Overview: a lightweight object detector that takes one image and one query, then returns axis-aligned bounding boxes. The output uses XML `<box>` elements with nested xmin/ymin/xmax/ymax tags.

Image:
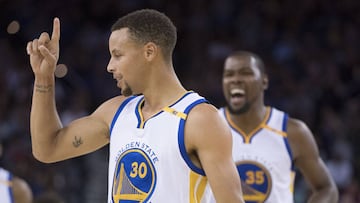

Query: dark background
<box><xmin>0</xmin><ymin>0</ymin><xmax>359</xmax><ymax>202</ymax></box>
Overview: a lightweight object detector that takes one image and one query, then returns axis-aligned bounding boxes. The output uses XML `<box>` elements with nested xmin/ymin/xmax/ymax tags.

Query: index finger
<box><xmin>51</xmin><ymin>17</ymin><xmax>60</xmax><ymax>41</ymax></box>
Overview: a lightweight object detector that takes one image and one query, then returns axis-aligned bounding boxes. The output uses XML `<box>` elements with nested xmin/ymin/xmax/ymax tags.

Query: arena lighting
<box><xmin>55</xmin><ymin>64</ymin><xmax>68</xmax><ymax>78</ymax></box>
<box><xmin>7</xmin><ymin>20</ymin><xmax>20</xmax><ymax>34</ymax></box>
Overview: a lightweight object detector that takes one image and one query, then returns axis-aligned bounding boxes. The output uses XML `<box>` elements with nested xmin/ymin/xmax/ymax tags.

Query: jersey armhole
<box><xmin>178</xmin><ymin>98</ymin><xmax>209</xmax><ymax>176</ymax></box>
<box><xmin>109</xmin><ymin>96</ymin><xmax>137</xmax><ymax>136</ymax></box>
<box><xmin>282</xmin><ymin>113</ymin><xmax>295</xmax><ymax>170</ymax></box>
<box><xmin>8</xmin><ymin>172</ymin><xmax>14</xmax><ymax>203</ymax></box>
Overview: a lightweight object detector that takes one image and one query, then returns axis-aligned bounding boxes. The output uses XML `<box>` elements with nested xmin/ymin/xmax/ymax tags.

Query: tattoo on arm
<box><xmin>72</xmin><ymin>136</ymin><xmax>83</xmax><ymax>148</ymax></box>
<box><xmin>35</xmin><ymin>84</ymin><xmax>53</xmax><ymax>93</ymax></box>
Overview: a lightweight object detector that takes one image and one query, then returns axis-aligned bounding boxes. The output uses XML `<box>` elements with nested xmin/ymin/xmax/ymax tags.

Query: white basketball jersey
<box><xmin>219</xmin><ymin>107</ymin><xmax>295</xmax><ymax>203</ymax></box>
<box><xmin>108</xmin><ymin>92</ymin><xmax>212</xmax><ymax>203</ymax></box>
<box><xmin>0</xmin><ymin>167</ymin><xmax>14</xmax><ymax>203</ymax></box>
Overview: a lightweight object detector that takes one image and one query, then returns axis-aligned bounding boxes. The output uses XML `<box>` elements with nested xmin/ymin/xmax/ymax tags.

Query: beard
<box><xmin>121</xmin><ymin>82</ymin><xmax>133</xmax><ymax>97</ymax></box>
<box><xmin>227</xmin><ymin>101</ymin><xmax>251</xmax><ymax>115</ymax></box>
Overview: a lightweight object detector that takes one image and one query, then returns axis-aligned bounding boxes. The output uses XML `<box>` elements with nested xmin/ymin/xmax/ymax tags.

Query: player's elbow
<box><xmin>328</xmin><ymin>185</ymin><xmax>339</xmax><ymax>203</ymax></box>
<box><xmin>310</xmin><ymin>182</ymin><xmax>339</xmax><ymax>203</ymax></box>
<box><xmin>324</xmin><ymin>178</ymin><xmax>340</xmax><ymax>203</ymax></box>
<box><xmin>32</xmin><ymin>149</ymin><xmax>57</xmax><ymax>163</ymax></box>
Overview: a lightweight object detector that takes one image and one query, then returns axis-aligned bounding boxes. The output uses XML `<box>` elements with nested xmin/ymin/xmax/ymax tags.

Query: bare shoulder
<box><xmin>287</xmin><ymin>117</ymin><xmax>319</xmax><ymax>161</ymax></box>
<box><xmin>91</xmin><ymin>95</ymin><xmax>129</xmax><ymax>125</ymax></box>
<box><xmin>185</xmin><ymin>102</ymin><xmax>231</xmax><ymax>149</ymax></box>
<box><xmin>186</xmin><ymin>102</ymin><xmax>226</xmax><ymax>131</ymax></box>
<box><xmin>186</xmin><ymin>102</ymin><xmax>219</xmax><ymax>121</ymax></box>
<box><xmin>12</xmin><ymin>176</ymin><xmax>33</xmax><ymax>203</ymax></box>
<box><xmin>287</xmin><ymin>118</ymin><xmax>313</xmax><ymax>139</ymax></box>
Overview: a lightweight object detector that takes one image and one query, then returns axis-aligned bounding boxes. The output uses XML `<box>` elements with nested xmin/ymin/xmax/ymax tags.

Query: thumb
<box><xmin>39</xmin><ymin>45</ymin><xmax>56</xmax><ymax>65</ymax></box>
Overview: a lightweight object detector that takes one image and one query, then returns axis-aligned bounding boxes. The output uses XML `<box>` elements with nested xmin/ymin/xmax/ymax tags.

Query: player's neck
<box><xmin>230</xmin><ymin>104</ymin><xmax>267</xmax><ymax>134</ymax></box>
<box><xmin>141</xmin><ymin>69</ymin><xmax>186</xmax><ymax>119</ymax></box>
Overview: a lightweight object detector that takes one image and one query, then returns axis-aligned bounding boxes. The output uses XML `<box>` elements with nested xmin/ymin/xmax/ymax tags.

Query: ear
<box><xmin>263</xmin><ymin>74</ymin><xmax>269</xmax><ymax>90</ymax></box>
<box><xmin>143</xmin><ymin>42</ymin><xmax>157</xmax><ymax>61</ymax></box>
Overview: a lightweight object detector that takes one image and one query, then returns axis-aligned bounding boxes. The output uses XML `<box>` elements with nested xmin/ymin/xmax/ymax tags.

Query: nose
<box><xmin>107</xmin><ymin>58</ymin><xmax>114</xmax><ymax>73</ymax></box>
<box><xmin>229</xmin><ymin>73</ymin><xmax>243</xmax><ymax>83</ymax></box>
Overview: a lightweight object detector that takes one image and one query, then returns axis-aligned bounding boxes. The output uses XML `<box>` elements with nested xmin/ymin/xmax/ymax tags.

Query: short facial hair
<box><xmin>227</xmin><ymin>101</ymin><xmax>251</xmax><ymax>115</ymax></box>
<box><xmin>121</xmin><ymin>82</ymin><xmax>133</xmax><ymax>97</ymax></box>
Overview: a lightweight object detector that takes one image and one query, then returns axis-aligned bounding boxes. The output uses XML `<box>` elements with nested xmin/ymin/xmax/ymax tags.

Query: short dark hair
<box><xmin>228</xmin><ymin>51</ymin><xmax>266</xmax><ymax>75</ymax></box>
<box><xmin>111</xmin><ymin>9</ymin><xmax>177</xmax><ymax>60</ymax></box>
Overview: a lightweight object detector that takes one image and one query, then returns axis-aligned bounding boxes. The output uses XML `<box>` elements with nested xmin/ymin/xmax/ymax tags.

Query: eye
<box><xmin>223</xmin><ymin>71</ymin><xmax>234</xmax><ymax>77</ymax></box>
<box><xmin>111</xmin><ymin>50</ymin><xmax>123</xmax><ymax>59</ymax></box>
<box><xmin>112</xmin><ymin>53</ymin><xmax>122</xmax><ymax>59</ymax></box>
<box><xmin>239</xmin><ymin>68</ymin><xmax>255</xmax><ymax>76</ymax></box>
<box><xmin>240</xmin><ymin>71</ymin><xmax>254</xmax><ymax>76</ymax></box>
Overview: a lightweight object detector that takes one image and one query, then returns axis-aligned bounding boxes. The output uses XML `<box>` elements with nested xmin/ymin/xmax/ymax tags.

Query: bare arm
<box><xmin>26</xmin><ymin>18</ymin><xmax>119</xmax><ymax>163</ymax></box>
<box><xmin>30</xmin><ymin>83</ymin><xmax>122</xmax><ymax>163</ymax></box>
<box><xmin>288</xmin><ymin>118</ymin><xmax>339</xmax><ymax>203</ymax></box>
<box><xmin>185</xmin><ymin>103</ymin><xmax>244</xmax><ymax>203</ymax></box>
<box><xmin>12</xmin><ymin>177</ymin><xmax>33</xmax><ymax>203</ymax></box>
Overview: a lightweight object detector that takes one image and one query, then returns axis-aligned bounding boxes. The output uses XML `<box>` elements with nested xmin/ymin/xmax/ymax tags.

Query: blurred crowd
<box><xmin>0</xmin><ymin>0</ymin><xmax>359</xmax><ymax>202</ymax></box>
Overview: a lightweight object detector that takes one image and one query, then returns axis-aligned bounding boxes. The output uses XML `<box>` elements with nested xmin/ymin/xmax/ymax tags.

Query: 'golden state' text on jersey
<box><xmin>0</xmin><ymin>167</ymin><xmax>14</xmax><ymax>203</ymax></box>
<box><xmin>219</xmin><ymin>107</ymin><xmax>295</xmax><ymax>203</ymax></box>
<box><xmin>108</xmin><ymin>92</ymin><xmax>212</xmax><ymax>203</ymax></box>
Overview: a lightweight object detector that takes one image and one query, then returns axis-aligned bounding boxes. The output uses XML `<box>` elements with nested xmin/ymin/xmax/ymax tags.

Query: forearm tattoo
<box><xmin>35</xmin><ymin>84</ymin><xmax>53</xmax><ymax>93</ymax></box>
<box><xmin>72</xmin><ymin>136</ymin><xmax>83</xmax><ymax>148</ymax></box>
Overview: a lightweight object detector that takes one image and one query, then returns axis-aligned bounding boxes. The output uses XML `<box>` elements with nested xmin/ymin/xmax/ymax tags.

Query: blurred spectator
<box><xmin>326</xmin><ymin>138</ymin><xmax>353</xmax><ymax>192</ymax></box>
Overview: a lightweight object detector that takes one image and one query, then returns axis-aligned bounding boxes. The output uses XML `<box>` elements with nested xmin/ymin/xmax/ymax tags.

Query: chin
<box><xmin>122</xmin><ymin>87</ymin><xmax>134</xmax><ymax>97</ymax></box>
<box><xmin>228</xmin><ymin>103</ymin><xmax>250</xmax><ymax>115</ymax></box>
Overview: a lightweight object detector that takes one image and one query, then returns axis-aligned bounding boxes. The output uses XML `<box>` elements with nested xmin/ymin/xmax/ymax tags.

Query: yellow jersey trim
<box><xmin>163</xmin><ymin>107</ymin><xmax>187</xmax><ymax>120</ymax></box>
<box><xmin>136</xmin><ymin>91</ymin><xmax>194</xmax><ymax>128</ymax></box>
<box><xmin>225</xmin><ymin>107</ymin><xmax>287</xmax><ymax>143</ymax></box>
<box><xmin>189</xmin><ymin>171</ymin><xmax>208</xmax><ymax>203</ymax></box>
<box><xmin>225</xmin><ymin>107</ymin><xmax>271</xmax><ymax>143</ymax></box>
<box><xmin>0</xmin><ymin>179</ymin><xmax>12</xmax><ymax>187</ymax></box>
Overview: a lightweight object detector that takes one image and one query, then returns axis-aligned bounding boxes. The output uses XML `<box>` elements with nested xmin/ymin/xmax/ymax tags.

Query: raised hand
<box><xmin>26</xmin><ymin>18</ymin><xmax>60</xmax><ymax>77</ymax></box>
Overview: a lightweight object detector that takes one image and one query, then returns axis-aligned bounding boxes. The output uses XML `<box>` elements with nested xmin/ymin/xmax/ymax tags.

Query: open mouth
<box><xmin>230</xmin><ymin>88</ymin><xmax>245</xmax><ymax>104</ymax></box>
<box><xmin>230</xmin><ymin>88</ymin><xmax>245</xmax><ymax>97</ymax></box>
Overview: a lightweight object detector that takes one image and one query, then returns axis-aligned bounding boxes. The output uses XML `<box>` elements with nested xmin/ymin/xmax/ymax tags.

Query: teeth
<box><xmin>230</xmin><ymin>88</ymin><xmax>244</xmax><ymax>96</ymax></box>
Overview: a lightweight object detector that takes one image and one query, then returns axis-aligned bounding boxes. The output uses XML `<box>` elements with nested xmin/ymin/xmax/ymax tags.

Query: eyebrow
<box><xmin>111</xmin><ymin>49</ymin><xmax>121</xmax><ymax>54</ymax></box>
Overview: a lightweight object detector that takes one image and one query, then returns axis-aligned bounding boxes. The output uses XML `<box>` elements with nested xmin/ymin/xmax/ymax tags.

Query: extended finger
<box><xmin>38</xmin><ymin>32</ymin><xmax>50</xmax><ymax>46</ymax></box>
<box><xmin>51</xmin><ymin>17</ymin><xmax>60</xmax><ymax>42</ymax></box>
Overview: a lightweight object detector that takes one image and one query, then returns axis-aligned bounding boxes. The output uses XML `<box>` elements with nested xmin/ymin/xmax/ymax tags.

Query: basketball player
<box><xmin>0</xmin><ymin>141</ymin><xmax>33</xmax><ymax>203</ymax></box>
<box><xmin>217</xmin><ymin>50</ymin><xmax>338</xmax><ymax>202</ymax></box>
<box><xmin>26</xmin><ymin>9</ymin><xmax>244</xmax><ymax>203</ymax></box>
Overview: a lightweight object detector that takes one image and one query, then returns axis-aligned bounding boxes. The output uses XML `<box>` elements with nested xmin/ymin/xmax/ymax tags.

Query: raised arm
<box><xmin>26</xmin><ymin>18</ymin><xmax>114</xmax><ymax>163</ymax></box>
<box><xmin>288</xmin><ymin>118</ymin><xmax>339</xmax><ymax>203</ymax></box>
<box><xmin>185</xmin><ymin>103</ymin><xmax>244</xmax><ymax>203</ymax></box>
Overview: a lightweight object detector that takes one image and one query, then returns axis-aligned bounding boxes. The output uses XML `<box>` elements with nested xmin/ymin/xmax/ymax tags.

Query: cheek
<box><xmin>222</xmin><ymin>82</ymin><xmax>231</xmax><ymax>99</ymax></box>
<box><xmin>124</xmin><ymin>60</ymin><xmax>144</xmax><ymax>83</ymax></box>
<box><xmin>118</xmin><ymin>58</ymin><xmax>134</xmax><ymax>74</ymax></box>
<box><xmin>222</xmin><ymin>78</ymin><xmax>231</xmax><ymax>88</ymax></box>
<box><xmin>248</xmin><ymin>81</ymin><xmax>263</xmax><ymax>96</ymax></box>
